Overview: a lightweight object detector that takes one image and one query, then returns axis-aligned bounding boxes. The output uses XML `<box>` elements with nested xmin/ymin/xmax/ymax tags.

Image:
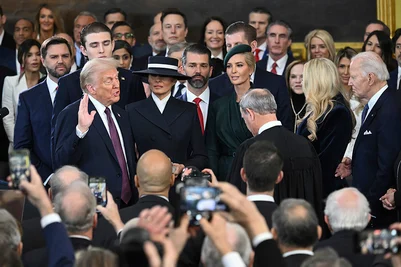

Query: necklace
<box><xmin>290</xmin><ymin>98</ymin><xmax>307</xmax><ymax>133</ymax></box>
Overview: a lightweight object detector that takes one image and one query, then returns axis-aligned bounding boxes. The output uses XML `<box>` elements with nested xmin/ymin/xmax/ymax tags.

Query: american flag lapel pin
<box><xmin>117</xmin><ymin>113</ymin><xmax>121</xmax><ymax>117</ymax></box>
<box><xmin>121</xmin><ymin>77</ymin><xmax>125</xmax><ymax>81</ymax></box>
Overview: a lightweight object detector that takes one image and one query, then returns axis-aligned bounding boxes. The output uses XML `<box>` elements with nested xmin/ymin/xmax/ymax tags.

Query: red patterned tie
<box><xmin>193</xmin><ymin>98</ymin><xmax>204</xmax><ymax>135</ymax></box>
<box><xmin>254</xmin><ymin>48</ymin><xmax>261</xmax><ymax>62</ymax></box>
<box><xmin>104</xmin><ymin>107</ymin><xmax>131</xmax><ymax>204</ymax></box>
<box><xmin>271</xmin><ymin>62</ymin><xmax>278</xmax><ymax>74</ymax></box>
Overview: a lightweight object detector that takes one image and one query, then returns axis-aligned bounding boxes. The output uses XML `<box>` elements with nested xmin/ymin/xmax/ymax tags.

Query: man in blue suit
<box><xmin>14</xmin><ymin>37</ymin><xmax>73</xmax><ymax>181</ymax></box>
<box><xmin>51</xmin><ymin>22</ymin><xmax>145</xmax><ymax>160</ymax></box>
<box><xmin>389</xmin><ymin>28</ymin><xmax>401</xmax><ymax>91</ymax></box>
<box><xmin>208</xmin><ymin>22</ymin><xmax>292</xmax><ymax>131</ymax></box>
<box><xmin>53</xmin><ymin>58</ymin><xmax>137</xmax><ymax>207</ymax></box>
<box><xmin>337</xmin><ymin>52</ymin><xmax>401</xmax><ymax>228</ymax></box>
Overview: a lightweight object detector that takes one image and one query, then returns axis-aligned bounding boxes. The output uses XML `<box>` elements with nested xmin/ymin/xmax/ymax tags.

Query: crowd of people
<box><xmin>1</xmin><ymin>3</ymin><xmax>401</xmax><ymax>267</ymax></box>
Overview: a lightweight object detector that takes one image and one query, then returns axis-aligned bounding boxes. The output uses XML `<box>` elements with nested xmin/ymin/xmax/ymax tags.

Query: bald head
<box><xmin>50</xmin><ymin>166</ymin><xmax>88</xmax><ymax>200</ymax></box>
<box><xmin>136</xmin><ymin>150</ymin><xmax>173</xmax><ymax>194</ymax></box>
<box><xmin>325</xmin><ymin>188</ymin><xmax>370</xmax><ymax>233</ymax></box>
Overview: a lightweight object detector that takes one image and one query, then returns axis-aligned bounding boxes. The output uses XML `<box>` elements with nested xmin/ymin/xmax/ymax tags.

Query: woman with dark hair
<box><xmin>199</xmin><ymin>17</ymin><xmax>227</xmax><ymax>78</ymax></box>
<box><xmin>284</xmin><ymin>60</ymin><xmax>306</xmax><ymax>132</ymax></box>
<box><xmin>112</xmin><ymin>40</ymin><xmax>133</xmax><ymax>70</ymax></box>
<box><xmin>2</xmin><ymin>39</ymin><xmax>42</xmax><ymax>149</ymax></box>
<box><xmin>362</xmin><ymin>30</ymin><xmax>397</xmax><ymax>72</ymax></box>
<box><xmin>35</xmin><ymin>3</ymin><xmax>64</xmax><ymax>44</ymax></box>
<box><xmin>206</xmin><ymin>44</ymin><xmax>255</xmax><ymax>180</ymax></box>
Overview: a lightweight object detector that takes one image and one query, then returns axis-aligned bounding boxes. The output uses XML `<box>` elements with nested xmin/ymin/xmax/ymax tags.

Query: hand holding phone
<box><xmin>89</xmin><ymin>177</ymin><xmax>107</xmax><ymax>207</ymax></box>
<box><xmin>9</xmin><ymin>149</ymin><xmax>31</xmax><ymax>189</ymax></box>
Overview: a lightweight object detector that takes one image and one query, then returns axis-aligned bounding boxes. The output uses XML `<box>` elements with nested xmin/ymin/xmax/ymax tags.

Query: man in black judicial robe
<box><xmin>227</xmin><ymin>89</ymin><xmax>323</xmax><ymax>219</ymax></box>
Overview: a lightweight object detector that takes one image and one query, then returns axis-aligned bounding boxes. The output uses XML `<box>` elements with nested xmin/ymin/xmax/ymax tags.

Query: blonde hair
<box><xmin>302</xmin><ymin>58</ymin><xmax>343</xmax><ymax>141</ymax></box>
<box><xmin>304</xmin><ymin>29</ymin><xmax>336</xmax><ymax>61</ymax></box>
<box><xmin>80</xmin><ymin>58</ymin><xmax>118</xmax><ymax>93</ymax></box>
<box><xmin>243</xmin><ymin>52</ymin><xmax>256</xmax><ymax>72</ymax></box>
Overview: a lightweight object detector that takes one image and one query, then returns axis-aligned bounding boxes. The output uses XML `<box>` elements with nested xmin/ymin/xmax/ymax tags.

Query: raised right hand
<box><xmin>77</xmin><ymin>93</ymin><xmax>96</xmax><ymax>133</ymax></box>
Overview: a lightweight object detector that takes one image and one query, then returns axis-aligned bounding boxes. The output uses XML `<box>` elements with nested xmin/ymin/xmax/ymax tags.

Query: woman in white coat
<box><xmin>2</xmin><ymin>39</ymin><xmax>42</xmax><ymax>149</ymax></box>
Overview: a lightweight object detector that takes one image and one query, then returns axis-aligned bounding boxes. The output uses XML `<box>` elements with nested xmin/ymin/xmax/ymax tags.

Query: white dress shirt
<box><xmin>256</xmin><ymin>42</ymin><xmax>267</xmax><ymax>60</ymax></box>
<box><xmin>258</xmin><ymin>120</ymin><xmax>282</xmax><ymax>134</ymax></box>
<box><xmin>247</xmin><ymin>194</ymin><xmax>275</xmax><ymax>202</ymax></box>
<box><xmin>140</xmin><ymin>195</ymin><xmax>169</xmax><ymax>202</ymax></box>
<box><xmin>267</xmin><ymin>54</ymin><xmax>288</xmax><ymax>76</ymax></box>
<box><xmin>186</xmin><ymin>87</ymin><xmax>210</xmax><ymax>128</ymax></box>
<box><xmin>397</xmin><ymin>66</ymin><xmax>401</xmax><ymax>89</ymax></box>
<box><xmin>46</xmin><ymin>76</ymin><xmax>58</xmax><ymax>104</ymax></box>
<box><xmin>76</xmin><ymin>95</ymin><xmax>128</xmax><ymax>164</ymax></box>
<box><xmin>173</xmin><ymin>81</ymin><xmax>186</xmax><ymax>96</ymax></box>
<box><xmin>344</xmin><ymin>96</ymin><xmax>362</xmax><ymax>159</ymax></box>
<box><xmin>212</xmin><ymin>51</ymin><xmax>224</xmax><ymax>60</ymax></box>
<box><xmin>364</xmin><ymin>84</ymin><xmax>388</xmax><ymax>122</ymax></box>
<box><xmin>152</xmin><ymin>92</ymin><xmax>171</xmax><ymax>113</ymax></box>
<box><xmin>0</xmin><ymin>29</ymin><xmax>4</xmax><ymax>45</ymax></box>
<box><xmin>221</xmin><ymin>252</ymin><xmax>246</xmax><ymax>267</ymax></box>
<box><xmin>70</xmin><ymin>62</ymin><xmax>77</xmax><ymax>73</ymax></box>
<box><xmin>283</xmin><ymin>250</ymin><xmax>314</xmax><ymax>258</ymax></box>
<box><xmin>16</xmin><ymin>49</ymin><xmax>21</xmax><ymax>75</ymax></box>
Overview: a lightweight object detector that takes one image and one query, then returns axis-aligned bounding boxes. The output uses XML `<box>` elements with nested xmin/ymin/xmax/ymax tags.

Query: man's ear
<box><xmin>271</xmin><ymin>228</ymin><xmax>278</xmax><ymax>240</ymax></box>
<box><xmin>17</xmin><ymin>242</ymin><xmax>23</xmax><ymax>257</ymax></box>
<box><xmin>170</xmin><ymin>174</ymin><xmax>175</xmax><ymax>186</ymax></box>
<box><xmin>80</xmin><ymin>45</ymin><xmax>87</xmax><ymax>57</ymax></box>
<box><xmin>1</xmin><ymin>15</ymin><xmax>7</xmax><ymax>25</ymax></box>
<box><xmin>48</xmin><ymin>187</ymin><xmax>53</xmax><ymax>201</ymax></box>
<box><xmin>93</xmin><ymin>212</ymin><xmax>98</xmax><ymax>228</ymax></box>
<box><xmin>250</xmin><ymin>40</ymin><xmax>258</xmax><ymax>52</ymax></box>
<box><xmin>275</xmin><ymin>171</ymin><xmax>283</xmax><ymax>184</ymax></box>
<box><xmin>317</xmin><ymin>225</ymin><xmax>322</xmax><ymax>240</ymax></box>
<box><xmin>208</xmin><ymin>65</ymin><xmax>213</xmax><ymax>77</ymax></box>
<box><xmin>246</xmin><ymin>108</ymin><xmax>255</xmax><ymax>121</ymax></box>
<box><xmin>240</xmin><ymin>167</ymin><xmax>247</xmax><ymax>183</ymax></box>
<box><xmin>134</xmin><ymin>175</ymin><xmax>140</xmax><ymax>189</ymax></box>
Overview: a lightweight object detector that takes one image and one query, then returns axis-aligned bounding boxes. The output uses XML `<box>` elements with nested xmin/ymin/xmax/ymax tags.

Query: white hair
<box><xmin>324</xmin><ymin>187</ymin><xmax>371</xmax><ymax>233</ymax></box>
<box><xmin>0</xmin><ymin>209</ymin><xmax>21</xmax><ymax>250</ymax></box>
<box><xmin>201</xmin><ymin>223</ymin><xmax>252</xmax><ymax>267</ymax></box>
<box><xmin>352</xmin><ymin>51</ymin><xmax>389</xmax><ymax>81</ymax></box>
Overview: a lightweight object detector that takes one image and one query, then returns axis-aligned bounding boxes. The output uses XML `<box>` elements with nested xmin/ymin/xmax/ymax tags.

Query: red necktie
<box><xmin>193</xmin><ymin>98</ymin><xmax>204</xmax><ymax>135</ymax></box>
<box><xmin>104</xmin><ymin>107</ymin><xmax>131</xmax><ymax>204</ymax></box>
<box><xmin>271</xmin><ymin>62</ymin><xmax>278</xmax><ymax>74</ymax></box>
<box><xmin>254</xmin><ymin>48</ymin><xmax>261</xmax><ymax>62</ymax></box>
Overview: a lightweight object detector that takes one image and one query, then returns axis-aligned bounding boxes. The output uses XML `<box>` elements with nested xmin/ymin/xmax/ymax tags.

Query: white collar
<box><xmin>151</xmin><ymin>92</ymin><xmax>171</xmax><ymax>113</ymax></box>
<box><xmin>186</xmin><ymin>86</ymin><xmax>210</xmax><ymax>104</ymax></box>
<box><xmin>70</xmin><ymin>62</ymin><xmax>77</xmax><ymax>73</ymax></box>
<box><xmin>0</xmin><ymin>29</ymin><xmax>4</xmax><ymax>45</ymax></box>
<box><xmin>88</xmin><ymin>94</ymin><xmax>110</xmax><ymax>113</ymax></box>
<box><xmin>140</xmin><ymin>195</ymin><xmax>169</xmax><ymax>202</ymax></box>
<box><xmin>212</xmin><ymin>51</ymin><xmax>224</xmax><ymax>60</ymax></box>
<box><xmin>268</xmin><ymin>54</ymin><xmax>288</xmax><ymax>69</ymax></box>
<box><xmin>257</xmin><ymin>42</ymin><xmax>267</xmax><ymax>51</ymax></box>
<box><xmin>69</xmin><ymin>235</ymin><xmax>91</xmax><ymax>241</ymax></box>
<box><xmin>258</xmin><ymin>121</ymin><xmax>282</xmax><ymax>134</ymax></box>
<box><xmin>247</xmin><ymin>194</ymin><xmax>275</xmax><ymax>202</ymax></box>
<box><xmin>152</xmin><ymin>51</ymin><xmax>158</xmax><ymax>56</ymax></box>
<box><xmin>366</xmin><ymin>84</ymin><xmax>388</xmax><ymax>118</ymax></box>
<box><xmin>398</xmin><ymin>66</ymin><xmax>401</xmax><ymax>78</ymax></box>
<box><xmin>46</xmin><ymin>76</ymin><xmax>58</xmax><ymax>92</ymax></box>
<box><xmin>283</xmin><ymin>250</ymin><xmax>314</xmax><ymax>258</ymax></box>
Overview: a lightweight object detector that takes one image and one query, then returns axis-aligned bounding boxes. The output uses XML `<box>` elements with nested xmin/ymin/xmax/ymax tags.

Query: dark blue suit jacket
<box><xmin>209</xmin><ymin>67</ymin><xmax>292</xmax><ymax>130</ymax></box>
<box><xmin>389</xmin><ymin>68</ymin><xmax>398</xmax><ymax>90</ymax></box>
<box><xmin>43</xmin><ymin>222</ymin><xmax>74</xmax><ymax>267</ymax></box>
<box><xmin>126</xmin><ymin>96</ymin><xmax>208</xmax><ymax>170</ymax></box>
<box><xmin>0</xmin><ymin>46</ymin><xmax>16</xmax><ymax>73</ymax></box>
<box><xmin>256</xmin><ymin>54</ymin><xmax>295</xmax><ymax>74</ymax></box>
<box><xmin>14</xmin><ymin>80</ymin><xmax>53</xmax><ymax>180</ymax></box>
<box><xmin>352</xmin><ymin>88</ymin><xmax>401</xmax><ymax>227</ymax></box>
<box><xmin>53</xmin><ymin>99</ymin><xmax>137</xmax><ymax>203</ymax></box>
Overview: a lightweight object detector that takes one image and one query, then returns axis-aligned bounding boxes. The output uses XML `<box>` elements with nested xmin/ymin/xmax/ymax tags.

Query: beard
<box><xmin>48</xmin><ymin>63</ymin><xmax>71</xmax><ymax>79</ymax></box>
<box><xmin>188</xmin><ymin>74</ymin><xmax>209</xmax><ymax>89</ymax></box>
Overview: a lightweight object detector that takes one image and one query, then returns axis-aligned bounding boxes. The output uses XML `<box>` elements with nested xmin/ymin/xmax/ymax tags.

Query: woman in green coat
<box><xmin>206</xmin><ymin>44</ymin><xmax>255</xmax><ymax>180</ymax></box>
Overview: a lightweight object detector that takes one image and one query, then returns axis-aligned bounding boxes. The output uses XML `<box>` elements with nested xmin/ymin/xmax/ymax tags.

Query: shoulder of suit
<box><xmin>60</xmin><ymin>98</ymin><xmax>81</xmax><ymax>115</ymax></box>
<box><xmin>59</xmin><ymin>69</ymin><xmax>81</xmax><ymax>82</ymax></box>
<box><xmin>209</xmin><ymin>72</ymin><xmax>228</xmax><ymax>83</ymax></box>
<box><xmin>20</xmin><ymin>80</ymin><xmax>47</xmax><ymax>98</ymax></box>
<box><xmin>126</xmin><ymin>98</ymin><xmax>147</xmax><ymax>111</ymax></box>
<box><xmin>4</xmin><ymin>74</ymin><xmax>19</xmax><ymax>83</ymax></box>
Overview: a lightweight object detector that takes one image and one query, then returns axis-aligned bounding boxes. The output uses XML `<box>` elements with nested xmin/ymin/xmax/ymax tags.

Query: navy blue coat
<box><xmin>0</xmin><ymin>46</ymin><xmax>16</xmax><ymax>73</ymax></box>
<box><xmin>297</xmin><ymin>94</ymin><xmax>353</xmax><ymax>198</ymax></box>
<box><xmin>53</xmin><ymin>99</ymin><xmax>137</xmax><ymax>203</ymax></box>
<box><xmin>352</xmin><ymin>88</ymin><xmax>401</xmax><ymax>227</ymax></box>
<box><xmin>208</xmin><ymin>67</ymin><xmax>292</xmax><ymax>130</ymax></box>
<box><xmin>126</xmin><ymin>96</ymin><xmax>208</xmax><ymax>170</ymax></box>
<box><xmin>14</xmin><ymin>80</ymin><xmax>53</xmax><ymax>180</ymax></box>
<box><xmin>388</xmin><ymin>68</ymin><xmax>398</xmax><ymax>90</ymax></box>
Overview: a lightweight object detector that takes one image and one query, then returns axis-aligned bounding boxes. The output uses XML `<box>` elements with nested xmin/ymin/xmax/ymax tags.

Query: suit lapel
<box><xmin>88</xmin><ymin>100</ymin><xmax>119</xmax><ymax>163</ymax></box>
<box><xmin>135</xmin><ymin>97</ymin><xmax>171</xmax><ymax>134</ymax></box>
<box><xmin>163</xmin><ymin>97</ymin><xmax>187</xmax><ymax>126</ymax></box>
<box><xmin>37</xmin><ymin>81</ymin><xmax>53</xmax><ymax>112</ymax></box>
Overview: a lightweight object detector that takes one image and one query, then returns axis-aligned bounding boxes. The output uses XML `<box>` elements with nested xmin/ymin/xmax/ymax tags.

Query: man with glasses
<box><xmin>111</xmin><ymin>21</ymin><xmax>135</xmax><ymax>47</ymax></box>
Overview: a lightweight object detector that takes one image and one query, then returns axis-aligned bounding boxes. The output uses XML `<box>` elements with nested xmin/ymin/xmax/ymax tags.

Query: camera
<box><xmin>356</xmin><ymin>229</ymin><xmax>400</xmax><ymax>254</ymax></box>
<box><xmin>177</xmin><ymin>167</ymin><xmax>225</xmax><ymax>226</ymax></box>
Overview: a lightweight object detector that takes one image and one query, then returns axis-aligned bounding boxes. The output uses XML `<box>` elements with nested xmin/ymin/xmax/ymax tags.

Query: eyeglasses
<box><xmin>113</xmin><ymin>33</ymin><xmax>134</xmax><ymax>39</ymax></box>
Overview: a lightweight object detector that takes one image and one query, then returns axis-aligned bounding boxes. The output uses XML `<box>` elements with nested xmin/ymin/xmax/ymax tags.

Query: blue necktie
<box><xmin>174</xmin><ymin>83</ymin><xmax>185</xmax><ymax>98</ymax></box>
<box><xmin>361</xmin><ymin>104</ymin><xmax>369</xmax><ymax>124</ymax></box>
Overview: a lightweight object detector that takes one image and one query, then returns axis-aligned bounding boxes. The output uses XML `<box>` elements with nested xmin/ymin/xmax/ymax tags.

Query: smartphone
<box><xmin>356</xmin><ymin>229</ymin><xmax>400</xmax><ymax>254</ymax></box>
<box><xmin>180</xmin><ymin>186</ymin><xmax>226</xmax><ymax>225</ymax></box>
<box><xmin>89</xmin><ymin>177</ymin><xmax>107</xmax><ymax>207</ymax></box>
<box><xmin>9</xmin><ymin>149</ymin><xmax>31</xmax><ymax>189</ymax></box>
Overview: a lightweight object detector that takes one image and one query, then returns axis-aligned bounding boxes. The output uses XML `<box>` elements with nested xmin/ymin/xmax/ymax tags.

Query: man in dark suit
<box><xmin>208</xmin><ymin>22</ymin><xmax>292</xmax><ymax>130</ymax></box>
<box><xmin>179</xmin><ymin>43</ymin><xmax>220</xmax><ymax>132</ymax></box>
<box><xmin>23</xmin><ymin>181</ymin><xmax>96</xmax><ymax>267</ymax></box>
<box><xmin>127</xmin><ymin>56</ymin><xmax>208</xmax><ymax>174</ymax></box>
<box><xmin>388</xmin><ymin>28</ymin><xmax>401</xmax><ymax>91</ymax></box>
<box><xmin>14</xmin><ymin>37</ymin><xmax>73</xmax><ymax>181</ymax></box>
<box><xmin>272</xmin><ymin>199</ymin><xmax>321</xmax><ymax>267</ymax></box>
<box><xmin>51</xmin><ymin>22</ymin><xmax>145</xmax><ymax>159</ymax></box>
<box><xmin>53</xmin><ymin>58</ymin><xmax>137</xmax><ymax>207</ymax></box>
<box><xmin>228</xmin><ymin>89</ymin><xmax>323</xmax><ymax>221</ymax></box>
<box><xmin>315</xmin><ymin>187</ymin><xmax>386</xmax><ymax>267</ymax></box>
<box><xmin>0</xmin><ymin>6</ymin><xmax>16</xmax><ymax>51</ymax></box>
<box><xmin>159</xmin><ymin>8</ymin><xmax>188</xmax><ymax>57</ymax></box>
<box><xmin>0</xmin><ymin>65</ymin><xmax>15</xmax><ymax>179</ymax></box>
<box><xmin>248</xmin><ymin>7</ymin><xmax>272</xmax><ymax>62</ymax></box>
<box><xmin>73</xmin><ymin>11</ymin><xmax>97</xmax><ymax>69</ymax></box>
<box><xmin>256</xmin><ymin>20</ymin><xmax>294</xmax><ymax>76</ymax></box>
<box><xmin>337</xmin><ymin>52</ymin><xmax>401</xmax><ymax>228</ymax></box>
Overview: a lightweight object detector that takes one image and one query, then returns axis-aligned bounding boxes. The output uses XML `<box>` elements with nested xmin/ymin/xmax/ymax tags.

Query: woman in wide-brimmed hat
<box><xmin>126</xmin><ymin>56</ymin><xmax>208</xmax><ymax>175</ymax></box>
